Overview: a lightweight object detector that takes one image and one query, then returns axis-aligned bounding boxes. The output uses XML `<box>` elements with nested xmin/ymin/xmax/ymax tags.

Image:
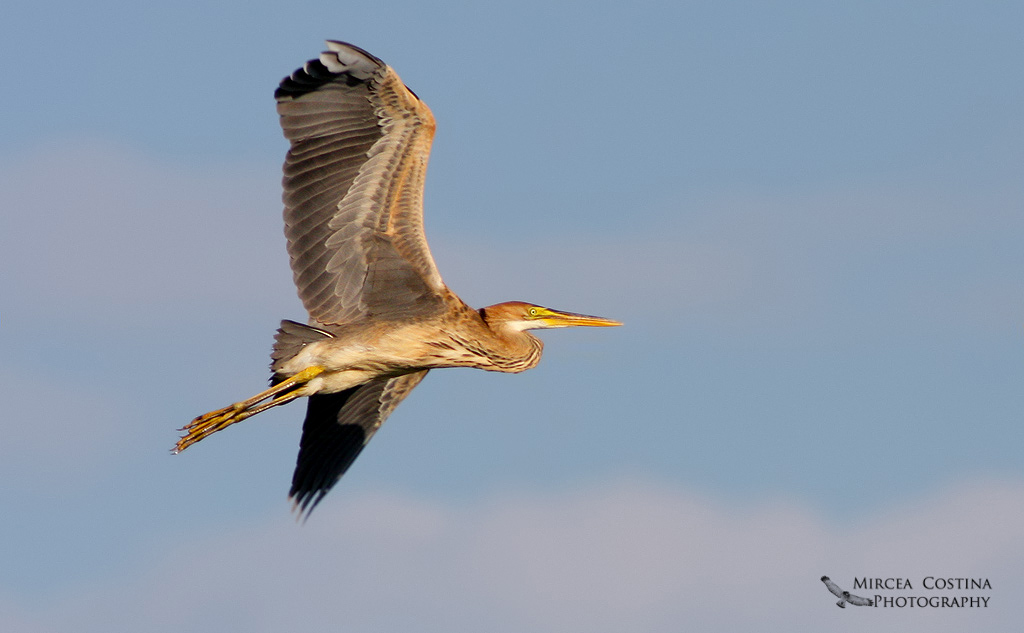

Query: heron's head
<box><xmin>482</xmin><ymin>301</ymin><xmax>622</xmax><ymax>332</ymax></box>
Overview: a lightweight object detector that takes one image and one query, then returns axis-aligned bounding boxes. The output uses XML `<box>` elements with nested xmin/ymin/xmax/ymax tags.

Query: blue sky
<box><xmin>2</xmin><ymin>1</ymin><xmax>1022</xmax><ymax>631</ymax></box>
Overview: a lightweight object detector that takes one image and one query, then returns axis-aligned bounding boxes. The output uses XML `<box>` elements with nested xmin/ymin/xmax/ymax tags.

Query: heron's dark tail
<box><xmin>270</xmin><ymin>320</ymin><xmax>334</xmax><ymax>382</ymax></box>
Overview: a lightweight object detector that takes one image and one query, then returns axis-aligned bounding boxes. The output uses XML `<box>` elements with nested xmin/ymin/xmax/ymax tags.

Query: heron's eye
<box><xmin>528</xmin><ymin>308</ymin><xmax>538</xmax><ymax>317</ymax></box>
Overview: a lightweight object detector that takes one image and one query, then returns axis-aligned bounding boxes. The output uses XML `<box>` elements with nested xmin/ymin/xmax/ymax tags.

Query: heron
<box><xmin>174</xmin><ymin>41</ymin><xmax>621</xmax><ymax>516</ymax></box>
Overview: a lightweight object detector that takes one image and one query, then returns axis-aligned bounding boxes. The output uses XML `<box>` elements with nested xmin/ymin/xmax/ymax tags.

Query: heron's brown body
<box><xmin>175</xmin><ymin>41</ymin><xmax>619</xmax><ymax>516</ymax></box>
<box><xmin>275</xmin><ymin>301</ymin><xmax>545</xmax><ymax>396</ymax></box>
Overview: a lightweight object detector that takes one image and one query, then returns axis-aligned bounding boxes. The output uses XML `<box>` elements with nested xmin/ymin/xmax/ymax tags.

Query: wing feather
<box><xmin>276</xmin><ymin>41</ymin><xmax>446</xmax><ymax>326</ymax></box>
<box><xmin>289</xmin><ymin>370</ymin><xmax>429</xmax><ymax>517</ymax></box>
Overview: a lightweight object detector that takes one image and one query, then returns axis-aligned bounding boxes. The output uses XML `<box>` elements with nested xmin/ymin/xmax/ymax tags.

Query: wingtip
<box><xmin>276</xmin><ymin>40</ymin><xmax>385</xmax><ymax>101</ymax></box>
<box><xmin>289</xmin><ymin>495</ymin><xmax>307</xmax><ymax>523</ymax></box>
<box><xmin>320</xmin><ymin>40</ymin><xmax>383</xmax><ymax>71</ymax></box>
<box><xmin>289</xmin><ymin>490</ymin><xmax>324</xmax><ymax>523</ymax></box>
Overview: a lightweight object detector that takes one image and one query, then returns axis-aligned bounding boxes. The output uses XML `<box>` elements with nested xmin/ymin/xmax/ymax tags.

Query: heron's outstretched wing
<box><xmin>276</xmin><ymin>41</ymin><xmax>446</xmax><ymax>326</ymax></box>
<box><xmin>289</xmin><ymin>370</ymin><xmax>429</xmax><ymax>517</ymax></box>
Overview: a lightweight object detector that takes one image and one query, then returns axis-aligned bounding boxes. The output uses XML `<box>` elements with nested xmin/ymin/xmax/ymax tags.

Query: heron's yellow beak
<box><xmin>532</xmin><ymin>307</ymin><xmax>623</xmax><ymax>328</ymax></box>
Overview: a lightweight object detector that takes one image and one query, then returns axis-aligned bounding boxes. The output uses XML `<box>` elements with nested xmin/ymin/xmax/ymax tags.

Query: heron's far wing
<box><xmin>845</xmin><ymin>593</ymin><xmax>874</xmax><ymax>606</ymax></box>
<box><xmin>289</xmin><ymin>370</ymin><xmax>429</xmax><ymax>517</ymax></box>
<box><xmin>276</xmin><ymin>41</ymin><xmax>446</xmax><ymax>326</ymax></box>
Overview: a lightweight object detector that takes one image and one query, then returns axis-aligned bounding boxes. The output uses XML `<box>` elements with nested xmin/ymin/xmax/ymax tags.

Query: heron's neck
<box><xmin>476</xmin><ymin>320</ymin><xmax>544</xmax><ymax>373</ymax></box>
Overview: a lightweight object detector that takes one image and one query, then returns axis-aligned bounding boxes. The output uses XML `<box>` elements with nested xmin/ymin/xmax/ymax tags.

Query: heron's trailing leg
<box><xmin>174</xmin><ymin>365</ymin><xmax>326</xmax><ymax>453</ymax></box>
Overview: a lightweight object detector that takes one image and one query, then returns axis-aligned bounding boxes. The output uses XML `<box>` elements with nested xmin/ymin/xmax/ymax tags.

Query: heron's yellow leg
<box><xmin>174</xmin><ymin>365</ymin><xmax>326</xmax><ymax>453</ymax></box>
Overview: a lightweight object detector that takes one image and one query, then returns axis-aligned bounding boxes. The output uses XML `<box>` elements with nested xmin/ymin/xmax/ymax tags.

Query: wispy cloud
<box><xmin>4</xmin><ymin>140</ymin><xmax>1020</xmax><ymax>344</ymax></box>
<box><xmin>15</xmin><ymin>478</ymin><xmax>1021</xmax><ymax>633</ymax></box>
<box><xmin>439</xmin><ymin>182</ymin><xmax>1024</xmax><ymax>348</ymax></box>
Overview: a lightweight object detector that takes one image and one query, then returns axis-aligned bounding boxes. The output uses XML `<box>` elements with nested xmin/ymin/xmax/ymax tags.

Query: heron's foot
<box><xmin>173</xmin><ymin>365</ymin><xmax>326</xmax><ymax>454</ymax></box>
<box><xmin>174</xmin><ymin>403</ymin><xmax>256</xmax><ymax>453</ymax></box>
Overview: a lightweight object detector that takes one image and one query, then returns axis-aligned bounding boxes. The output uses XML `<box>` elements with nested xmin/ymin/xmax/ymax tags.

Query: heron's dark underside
<box><xmin>175</xmin><ymin>41</ymin><xmax>620</xmax><ymax>517</ymax></box>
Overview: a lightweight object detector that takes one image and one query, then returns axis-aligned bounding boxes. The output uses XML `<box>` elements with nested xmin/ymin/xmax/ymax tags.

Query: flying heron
<box><xmin>174</xmin><ymin>41</ymin><xmax>621</xmax><ymax>516</ymax></box>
